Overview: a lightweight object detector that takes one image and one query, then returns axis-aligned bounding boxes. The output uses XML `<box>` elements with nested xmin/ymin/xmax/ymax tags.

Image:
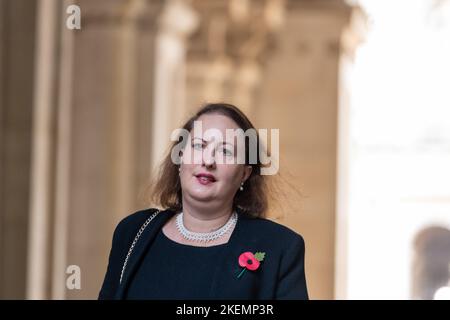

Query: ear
<box><xmin>242</xmin><ymin>165</ymin><xmax>252</xmax><ymax>182</ymax></box>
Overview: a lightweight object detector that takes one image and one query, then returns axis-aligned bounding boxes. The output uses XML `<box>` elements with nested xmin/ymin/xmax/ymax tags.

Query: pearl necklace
<box><xmin>175</xmin><ymin>211</ymin><xmax>238</xmax><ymax>243</ymax></box>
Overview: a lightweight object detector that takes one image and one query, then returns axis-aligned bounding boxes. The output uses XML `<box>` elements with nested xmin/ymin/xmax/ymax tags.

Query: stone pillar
<box><xmin>186</xmin><ymin>0</ymin><xmax>283</xmax><ymax>117</ymax></box>
<box><xmin>151</xmin><ymin>0</ymin><xmax>198</xmax><ymax>170</ymax></box>
<box><xmin>62</xmin><ymin>0</ymin><xmax>164</xmax><ymax>299</ymax></box>
<box><xmin>334</xmin><ymin>6</ymin><xmax>367</xmax><ymax>300</ymax></box>
<box><xmin>22</xmin><ymin>0</ymin><xmax>165</xmax><ymax>299</ymax></box>
<box><xmin>0</xmin><ymin>0</ymin><xmax>37</xmax><ymax>299</ymax></box>
<box><xmin>50</xmin><ymin>0</ymin><xmax>76</xmax><ymax>299</ymax></box>
<box><xmin>254</xmin><ymin>0</ymin><xmax>354</xmax><ymax>299</ymax></box>
<box><xmin>27</xmin><ymin>0</ymin><xmax>60</xmax><ymax>300</ymax></box>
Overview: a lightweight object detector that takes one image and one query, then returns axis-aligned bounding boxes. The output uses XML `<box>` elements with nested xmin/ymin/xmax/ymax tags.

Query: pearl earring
<box><xmin>239</xmin><ymin>181</ymin><xmax>244</xmax><ymax>191</ymax></box>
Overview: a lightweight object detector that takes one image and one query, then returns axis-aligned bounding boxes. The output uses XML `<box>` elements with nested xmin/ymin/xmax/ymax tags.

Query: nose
<box><xmin>203</xmin><ymin>145</ymin><xmax>216</xmax><ymax>168</ymax></box>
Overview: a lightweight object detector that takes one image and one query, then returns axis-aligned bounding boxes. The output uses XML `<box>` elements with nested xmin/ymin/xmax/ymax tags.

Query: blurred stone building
<box><xmin>0</xmin><ymin>0</ymin><xmax>365</xmax><ymax>299</ymax></box>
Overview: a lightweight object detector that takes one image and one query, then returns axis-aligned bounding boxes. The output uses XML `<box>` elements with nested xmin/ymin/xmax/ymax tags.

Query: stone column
<box><xmin>50</xmin><ymin>0</ymin><xmax>76</xmax><ymax>299</ymax></box>
<box><xmin>254</xmin><ymin>0</ymin><xmax>355</xmax><ymax>299</ymax></box>
<box><xmin>151</xmin><ymin>0</ymin><xmax>198</xmax><ymax>170</ymax></box>
<box><xmin>27</xmin><ymin>0</ymin><xmax>60</xmax><ymax>300</ymax></box>
<box><xmin>334</xmin><ymin>6</ymin><xmax>367</xmax><ymax>300</ymax></box>
<box><xmin>22</xmin><ymin>0</ymin><xmax>165</xmax><ymax>299</ymax></box>
<box><xmin>186</xmin><ymin>0</ymin><xmax>283</xmax><ymax>117</ymax></box>
<box><xmin>62</xmin><ymin>0</ymin><xmax>164</xmax><ymax>299</ymax></box>
<box><xmin>0</xmin><ymin>0</ymin><xmax>37</xmax><ymax>299</ymax></box>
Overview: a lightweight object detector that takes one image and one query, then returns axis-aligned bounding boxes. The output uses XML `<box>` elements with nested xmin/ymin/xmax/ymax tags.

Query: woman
<box><xmin>98</xmin><ymin>103</ymin><xmax>308</xmax><ymax>300</ymax></box>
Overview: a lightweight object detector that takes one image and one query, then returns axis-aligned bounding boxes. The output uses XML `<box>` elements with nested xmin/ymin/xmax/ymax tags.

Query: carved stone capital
<box><xmin>188</xmin><ymin>0</ymin><xmax>284</xmax><ymax>63</ymax></box>
<box><xmin>78</xmin><ymin>0</ymin><xmax>164</xmax><ymax>29</ymax></box>
<box><xmin>340</xmin><ymin>5</ymin><xmax>368</xmax><ymax>60</ymax></box>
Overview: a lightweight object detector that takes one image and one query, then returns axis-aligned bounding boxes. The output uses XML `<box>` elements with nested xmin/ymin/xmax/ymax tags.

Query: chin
<box><xmin>187</xmin><ymin>190</ymin><xmax>216</xmax><ymax>202</ymax></box>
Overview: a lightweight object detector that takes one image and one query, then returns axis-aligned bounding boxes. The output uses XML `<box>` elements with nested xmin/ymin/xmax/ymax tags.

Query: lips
<box><xmin>195</xmin><ymin>173</ymin><xmax>216</xmax><ymax>184</ymax></box>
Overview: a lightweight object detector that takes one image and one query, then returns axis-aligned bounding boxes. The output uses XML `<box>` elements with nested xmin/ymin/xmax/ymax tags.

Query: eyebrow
<box><xmin>192</xmin><ymin>137</ymin><xmax>235</xmax><ymax>147</ymax></box>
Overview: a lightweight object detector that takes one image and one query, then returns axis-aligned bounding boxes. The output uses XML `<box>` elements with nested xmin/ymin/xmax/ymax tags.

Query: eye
<box><xmin>220</xmin><ymin>147</ymin><xmax>233</xmax><ymax>156</ymax></box>
<box><xmin>192</xmin><ymin>142</ymin><xmax>204</xmax><ymax>150</ymax></box>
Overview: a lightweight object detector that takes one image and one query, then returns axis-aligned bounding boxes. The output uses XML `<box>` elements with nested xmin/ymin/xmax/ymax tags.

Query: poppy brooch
<box><xmin>237</xmin><ymin>251</ymin><xmax>266</xmax><ymax>279</ymax></box>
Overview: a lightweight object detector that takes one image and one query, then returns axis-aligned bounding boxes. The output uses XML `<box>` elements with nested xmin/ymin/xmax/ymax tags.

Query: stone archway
<box><xmin>412</xmin><ymin>226</ymin><xmax>450</xmax><ymax>299</ymax></box>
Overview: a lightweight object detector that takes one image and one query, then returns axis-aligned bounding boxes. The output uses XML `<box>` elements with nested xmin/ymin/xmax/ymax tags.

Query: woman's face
<box><xmin>179</xmin><ymin>113</ymin><xmax>252</xmax><ymax>207</ymax></box>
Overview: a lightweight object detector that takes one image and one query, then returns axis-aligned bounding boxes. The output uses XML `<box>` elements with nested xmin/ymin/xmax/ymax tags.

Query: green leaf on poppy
<box><xmin>254</xmin><ymin>252</ymin><xmax>266</xmax><ymax>262</ymax></box>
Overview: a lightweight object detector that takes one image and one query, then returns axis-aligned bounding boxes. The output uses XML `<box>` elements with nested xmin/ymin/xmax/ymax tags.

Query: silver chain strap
<box><xmin>119</xmin><ymin>210</ymin><xmax>160</xmax><ymax>284</ymax></box>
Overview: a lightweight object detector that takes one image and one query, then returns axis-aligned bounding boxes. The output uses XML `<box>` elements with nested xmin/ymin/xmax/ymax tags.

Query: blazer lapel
<box><xmin>115</xmin><ymin>209</ymin><xmax>175</xmax><ymax>299</ymax></box>
<box><xmin>208</xmin><ymin>211</ymin><xmax>259</xmax><ymax>299</ymax></box>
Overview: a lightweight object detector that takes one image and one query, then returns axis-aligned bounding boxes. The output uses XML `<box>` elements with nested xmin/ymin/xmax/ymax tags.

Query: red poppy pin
<box><xmin>237</xmin><ymin>251</ymin><xmax>266</xmax><ymax>279</ymax></box>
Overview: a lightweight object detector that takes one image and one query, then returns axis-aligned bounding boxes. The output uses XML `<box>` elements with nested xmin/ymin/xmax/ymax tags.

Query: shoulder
<box><xmin>238</xmin><ymin>212</ymin><xmax>305</xmax><ymax>250</ymax></box>
<box><xmin>113</xmin><ymin>207</ymin><xmax>162</xmax><ymax>240</ymax></box>
<box><xmin>98</xmin><ymin>208</ymin><xmax>165</xmax><ymax>299</ymax></box>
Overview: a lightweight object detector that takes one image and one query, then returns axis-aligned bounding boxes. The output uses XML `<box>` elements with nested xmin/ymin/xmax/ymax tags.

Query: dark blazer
<box><xmin>99</xmin><ymin>208</ymin><xmax>308</xmax><ymax>300</ymax></box>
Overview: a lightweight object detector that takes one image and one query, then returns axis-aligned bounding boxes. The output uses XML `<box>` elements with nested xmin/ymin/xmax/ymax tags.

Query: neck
<box><xmin>180</xmin><ymin>198</ymin><xmax>234</xmax><ymax>233</ymax></box>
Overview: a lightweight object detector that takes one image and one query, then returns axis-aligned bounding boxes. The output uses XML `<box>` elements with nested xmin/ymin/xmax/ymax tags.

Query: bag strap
<box><xmin>119</xmin><ymin>209</ymin><xmax>160</xmax><ymax>284</ymax></box>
